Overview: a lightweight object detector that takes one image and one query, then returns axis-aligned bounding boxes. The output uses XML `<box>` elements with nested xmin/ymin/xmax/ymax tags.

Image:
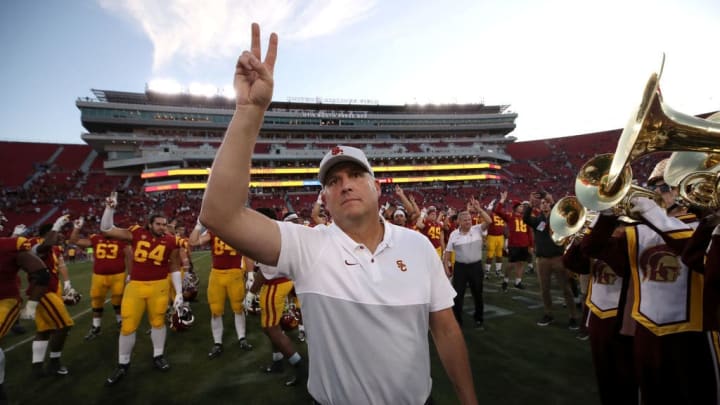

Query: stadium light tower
<box><xmin>189</xmin><ymin>82</ymin><xmax>217</xmax><ymax>98</ymax></box>
<box><xmin>221</xmin><ymin>84</ymin><xmax>235</xmax><ymax>100</ymax></box>
<box><xmin>148</xmin><ymin>78</ymin><xmax>182</xmax><ymax>94</ymax></box>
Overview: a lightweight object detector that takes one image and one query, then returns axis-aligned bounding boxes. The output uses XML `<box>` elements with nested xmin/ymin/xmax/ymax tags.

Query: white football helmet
<box><xmin>182</xmin><ymin>270</ymin><xmax>200</xmax><ymax>301</ymax></box>
<box><xmin>169</xmin><ymin>302</ymin><xmax>195</xmax><ymax>331</ymax></box>
<box><xmin>244</xmin><ymin>292</ymin><xmax>261</xmax><ymax>315</ymax></box>
<box><xmin>62</xmin><ymin>288</ymin><xmax>82</xmax><ymax>305</ymax></box>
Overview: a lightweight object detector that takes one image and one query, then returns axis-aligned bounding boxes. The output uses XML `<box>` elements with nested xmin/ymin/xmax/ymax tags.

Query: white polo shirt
<box><xmin>445</xmin><ymin>224</ymin><xmax>485</xmax><ymax>264</ymax></box>
<box><xmin>264</xmin><ymin>218</ymin><xmax>456</xmax><ymax>404</ymax></box>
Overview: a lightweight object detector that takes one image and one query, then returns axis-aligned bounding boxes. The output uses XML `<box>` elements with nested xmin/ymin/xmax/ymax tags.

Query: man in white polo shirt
<box><xmin>200</xmin><ymin>23</ymin><xmax>477</xmax><ymax>405</ymax></box>
<box><xmin>444</xmin><ymin>204</ymin><xmax>491</xmax><ymax>329</ymax></box>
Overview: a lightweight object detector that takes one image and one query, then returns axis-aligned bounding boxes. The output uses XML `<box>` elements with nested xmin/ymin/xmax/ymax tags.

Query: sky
<box><xmin>1</xmin><ymin>0</ymin><xmax>719</xmax><ymax>145</ymax></box>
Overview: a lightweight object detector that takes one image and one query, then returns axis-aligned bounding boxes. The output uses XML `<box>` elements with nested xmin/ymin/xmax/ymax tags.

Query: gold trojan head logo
<box><xmin>639</xmin><ymin>245</ymin><xmax>681</xmax><ymax>282</ymax></box>
<box><xmin>591</xmin><ymin>260</ymin><xmax>617</xmax><ymax>285</ymax></box>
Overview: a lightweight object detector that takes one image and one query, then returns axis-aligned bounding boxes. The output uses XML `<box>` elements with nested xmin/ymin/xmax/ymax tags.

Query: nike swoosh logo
<box><xmin>344</xmin><ymin>260</ymin><xmax>358</xmax><ymax>266</ymax></box>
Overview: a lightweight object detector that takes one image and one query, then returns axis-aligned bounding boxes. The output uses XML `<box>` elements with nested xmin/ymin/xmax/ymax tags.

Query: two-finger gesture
<box><xmin>105</xmin><ymin>192</ymin><xmax>118</xmax><ymax>209</ymax></box>
<box><xmin>234</xmin><ymin>23</ymin><xmax>278</xmax><ymax>109</ymax></box>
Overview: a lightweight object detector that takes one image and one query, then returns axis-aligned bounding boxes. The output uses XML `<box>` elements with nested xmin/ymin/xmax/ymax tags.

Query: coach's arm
<box><xmin>429</xmin><ymin>308</ymin><xmax>478</xmax><ymax>404</ymax></box>
<box><xmin>200</xmin><ymin>23</ymin><xmax>281</xmax><ymax>267</ymax></box>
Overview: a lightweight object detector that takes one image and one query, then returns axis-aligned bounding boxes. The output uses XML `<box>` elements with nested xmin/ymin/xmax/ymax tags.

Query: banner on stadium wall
<box><xmin>140</xmin><ymin>163</ymin><xmax>502</xmax><ymax>179</ymax></box>
<box><xmin>143</xmin><ymin>173</ymin><xmax>503</xmax><ymax>193</ymax></box>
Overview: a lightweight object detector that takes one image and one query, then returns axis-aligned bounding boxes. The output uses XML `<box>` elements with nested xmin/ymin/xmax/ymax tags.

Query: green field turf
<box><xmin>2</xmin><ymin>251</ymin><xmax>601</xmax><ymax>404</ymax></box>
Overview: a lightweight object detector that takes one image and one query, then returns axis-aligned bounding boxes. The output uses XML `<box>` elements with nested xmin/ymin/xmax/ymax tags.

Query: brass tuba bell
<box><xmin>677</xmin><ymin>171</ymin><xmax>720</xmax><ymax>208</ymax></box>
<box><xmin>663</xmin><ymin>151</ymin><xmax>720</xmax><ymax>187</ymax></box>
<box><xmin>575</xmin><ymin>153</ymin><xmax>661</xmax><ymax>216</ymax></box>
<box><xmin>549</xmin><ymin>196</ymin><xmax>598</xmax><ymax>249</ymax></box>
<box><xmin>549</xmin><ymin>196</ymin><xmax>585</xmax><ymax>244</ymax></box>
<box><xmin>605</xmin><ymin>65</ymin><xmax>720</xmax><ymax>192</ymax></box>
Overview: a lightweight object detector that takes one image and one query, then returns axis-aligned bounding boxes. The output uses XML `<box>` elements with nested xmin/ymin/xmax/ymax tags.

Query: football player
<box><xmin>494</xmin><ymin>192</ymin><xmax>534</xmax><ymax>291</ymax></box>
<box><xmin>483</xmin><ymin>198</ymin><xmax>506</xmax><ymax>279</ymax></box>
<box><xmin>415</xmin><ymin>205</ymin><xmax>445</xmax><ymax>258</ymax></box>
<box><xmin>0</xmin><ymin>211</ymin><xmax>51</xmax><ymax>401</ymax></box>
<box><xmin>100</xmin><ymin>193</ymin><xmax>183</xmax><ymax>385</ymax></box>
<box><xmin>27</xmin><ymin>215</ymin><xmax>75</xmax><ymax>377</ymax></box>
<box><xmin>0</xmin><ymin>211</ymin><xmax>50</xmax><ymax>401</ymax></box>
<box><xmin>68</xmin><ymin>216</ymin><xmax>131</xmax><ymax>340</ymax></box>
<box><xmin>188</xmin><ymin>218</ymin><xmax>253</xmax><ymax>359</ymax></box>
<box><xmin>250</xmin><ymin>208</ymin><xmax>306</xmax><ymax>386</ymax></box>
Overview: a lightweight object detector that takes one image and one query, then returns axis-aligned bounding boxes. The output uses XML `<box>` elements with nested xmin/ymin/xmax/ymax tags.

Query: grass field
<box><xmin>2</xmin><ymin>251</ymin><xmax>601</xmax><ymax>404</ymax></box>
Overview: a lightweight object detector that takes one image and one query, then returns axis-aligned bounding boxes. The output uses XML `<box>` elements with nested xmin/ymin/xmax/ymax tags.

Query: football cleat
<box><xmin>32</xmin><ymin>362</ymin><xmax>48</xmax><ymax>378</ymax></box>
<box><xmin>48</xmin><ymin>359</ymin><xmax>69</xmax><ymax>376</ymax></box>
<box><xmin>153</xmin><ymin>355</ymin><xmax>170</xmax><ymax>372</ymax></box>
<box><xmin>238</xmin><ymin>338</ymin><xmax>253</xmax><ymax>351</ymax></box>
<box><xmin>105</xmin><ymin>365</ymin><xmax>128</xmax><ymax>386</ymax></box>
<box><xmin>285</xmin><ymin>361</ymin><xmax>308</xmax><ymax>387</ymax></box>
<box><xmin>264</xmin><ymin>360</ymin><xmax>284</xmax><ymax>373</ymax></box>
<box><xmin>514</xmin><ymin>281</ymin><xmax>525</xmax><ymax>290</ymax></box>
<box><xmin>84</xmin><ymin>326</ymin><xmax>101</xmax><ymax>341</ymax></box>
<box><xmin>208</xmin><ymin>343</ymin><xmax>223</xmax><ymax>359</ymax></box>
<box><xmin>501</xmin><ymin>281</ymin><xmax>508</xmax><ymax>292</ymax></box>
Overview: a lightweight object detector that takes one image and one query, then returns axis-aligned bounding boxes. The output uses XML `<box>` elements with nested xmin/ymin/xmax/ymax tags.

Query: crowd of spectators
<box><xmin>0</xmin><ymin>135</ymin><xmax>666</xmax><ymax>235</ymax></box>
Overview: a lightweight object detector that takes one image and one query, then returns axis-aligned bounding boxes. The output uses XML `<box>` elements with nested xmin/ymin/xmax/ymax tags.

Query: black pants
<box><xmin>313</xmin><ymin>395</ymin><xmax>434</xmax><ymax>404</ymax></box>
<box><xmin>452</xmin><ymin>260</ymin><xmax>484</xmax><ymax>325</ymax></box>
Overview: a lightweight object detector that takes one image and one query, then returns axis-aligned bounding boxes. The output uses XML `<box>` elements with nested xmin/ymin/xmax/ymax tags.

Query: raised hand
<box><xmin>12</xmin><ymin>224</ymin><xmax>27</xmax><ymax>237</ymax></box>
<box><xmin>234</xmin><ymin>23</ymin><xmax>279</xmax><ymax>110</ymax></box>
<box><xmin>52</xmin><ymin>215</ymin><xmax>70</xmax><ymax>232</ymax></box>
<box><xmin>106</xmin><ymin>192</ymin><xmax>118</xmax><ymax>209</ymax></box>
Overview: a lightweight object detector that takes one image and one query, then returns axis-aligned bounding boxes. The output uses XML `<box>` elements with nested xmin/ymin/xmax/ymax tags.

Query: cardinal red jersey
<box><xmin>209</xmin><ymin>232</ymin><xmax>243</xmax><ymax>270</ymax></box>
<box><xmin>444</xmin><ymin>222</ymin><xmax>457</xmax><ymax>245</ymax></box>
<box><xmin>494</xmin><ymin>205</ymin><xmax>532</xmax><ymax>247</ymax></box>
<box><xmin>27</xmin><ymin>237</ymin><xmax>62</xmax><ymax>294</ymax></box>
<box><xmin>128</xmin><ymin>225</ymin><xmax>179</xmax><ymax>282</ymax></box>
<box><xmin>486</xmin><ymin>213</ymin><xmax>506</xmax><ymax>237</ymax></box>
<box><xmin>0</xmin><ymin>237</ymin><xmax>31</xmax><ymax>299</ymax></box>
<box><xmin>89</xmin><ymin>234</ymin><xmax>127</xmax><ymax>275</ymax></box>
<box><xmin>419</xmin><ymin>219</ymin><xmax>443</xmax><ymax>249</ymax></box>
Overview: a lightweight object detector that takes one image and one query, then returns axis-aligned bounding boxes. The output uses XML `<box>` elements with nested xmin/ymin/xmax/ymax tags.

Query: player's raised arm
<box><xmin>200</xmin><ymin>23</ymin><xmax>281</xmax><ymax>266</ymax></box>
<box><xmin>100</xmin><ymin>192</ymin><xmax>133</xmax><ymax>242</ymax></box>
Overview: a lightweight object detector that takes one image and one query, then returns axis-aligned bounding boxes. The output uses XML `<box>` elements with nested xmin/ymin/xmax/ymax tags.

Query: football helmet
<box><xmin>62</xmin><ymin>288</ymin><xmax>82</xmax><ymax>305</ymax></box>
<box><xmin>244</xmin><ymin>292</ymin><xmax>261</xmax><ymax>315</ymax></box>
<box><xmin>169</xmin><ymin>303</ymin><xmax>195</xmax><ymax>331</ymax></box>
<box><xmin>280</xmin><ymin>302</ymin><xmax>302</xmax><ymax>331</ymax></box>
<box><xmin>182</xmin><ymin>270</ymin><xmax>200</xmax><ymax>301</ymax></box>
